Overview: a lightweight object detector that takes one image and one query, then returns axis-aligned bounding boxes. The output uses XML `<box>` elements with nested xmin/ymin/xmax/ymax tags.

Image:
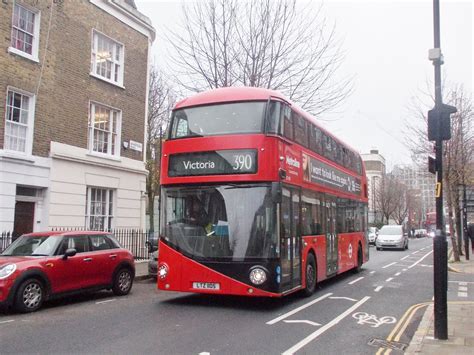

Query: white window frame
<box><xmin>90</xmin><ymin>29</ymin><xmax>125</xmax><ymax>87</ymax></box>
<box><xmin>85</xmin><ymin>187</ymin><xmax>115</xmax><ymax>231</ymax></box>
<box><xmin>88</xmin><ymin>101</ymin><xmax>122</xmax><ymax>158</ymax></box>
<box><xmin>8</xmin><ymin>2</ymin><xmax>40</xmax><ymax>62</ymax></box>
<box><xmin>3</xmin><ymin>87</ymin><xmax>36</xmax><ymax>155</ymax></box>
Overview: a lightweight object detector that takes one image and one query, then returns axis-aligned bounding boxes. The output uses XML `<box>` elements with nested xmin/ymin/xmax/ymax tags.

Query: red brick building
<box><xmin>0</xmin><ymin>0</ymin><xmax>155</xmax><ymax>234</ymax></box>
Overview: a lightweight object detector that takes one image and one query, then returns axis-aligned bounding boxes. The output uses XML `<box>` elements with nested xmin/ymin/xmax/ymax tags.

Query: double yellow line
<box><xmin>376</xmin><ymin>300</ymin><xmax>474</xmax><ymax>354</ymax></box>
<box><xmin>376</xmin><ymin>301</ymin><xmax>431</xmax><ymax>355</ymax></box>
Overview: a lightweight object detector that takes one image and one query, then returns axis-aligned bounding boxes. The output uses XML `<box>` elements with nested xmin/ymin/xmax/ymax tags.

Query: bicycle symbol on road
<box><xmin>352</xmin><ymin>312</ymin><xmax>396</xmax><ymax>328</ymax></box>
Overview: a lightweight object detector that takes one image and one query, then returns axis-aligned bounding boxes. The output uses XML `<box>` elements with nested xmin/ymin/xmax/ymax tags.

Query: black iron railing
<box><xmin>1</xmin><ymin>229</ymin><xmax>154</xmax><ymax>260</ymax></box>
<box><xmin>1</xmin><ymin>231</ymin><xmax>13</xmax><ymax>253</ymax></box>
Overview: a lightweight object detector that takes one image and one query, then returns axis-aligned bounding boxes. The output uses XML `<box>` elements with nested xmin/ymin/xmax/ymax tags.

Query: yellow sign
<box><xmin>435</xmin><ymin>182</ymin><xmax>441</xmax><ymax>198</ymax></box>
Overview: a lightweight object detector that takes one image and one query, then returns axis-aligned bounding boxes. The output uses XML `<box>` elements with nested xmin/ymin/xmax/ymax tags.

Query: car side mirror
<box><xmin>63</xmin><ymin>248</ymin><xmax>77</xmax><ymax>260</ymax></box>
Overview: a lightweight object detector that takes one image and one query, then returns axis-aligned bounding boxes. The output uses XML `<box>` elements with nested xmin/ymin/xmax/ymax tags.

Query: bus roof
<box><xmin>174</xmin><ymin>87</ymin><xmax>285</xmax><ymax>109</ymax></box>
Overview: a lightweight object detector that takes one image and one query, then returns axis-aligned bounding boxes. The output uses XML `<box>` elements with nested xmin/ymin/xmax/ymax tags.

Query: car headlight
<box><xmin>249</xmin><ymin>267</ymin><xmax>267</xmax><ymax>285</ymax></box>
<box><xmin>0</xmin><ymin>264</ymin><xmax>17</xmax><ymax>279</ymax></box>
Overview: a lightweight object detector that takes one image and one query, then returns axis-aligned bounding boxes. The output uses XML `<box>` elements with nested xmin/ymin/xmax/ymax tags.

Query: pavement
<box><xmin>405</xmin><ymin>250</ymin><xmax>474</xmax><ymax>355</ymax></box>
<box><xmin>135</xmin><ymin>260</ymin><xmax>151</xmax><ymax>280</ymax></box>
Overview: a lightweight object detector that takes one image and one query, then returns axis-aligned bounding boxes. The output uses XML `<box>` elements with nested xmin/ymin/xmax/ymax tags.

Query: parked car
<box><xmin>148</xmin><ymin>250</ymin><xmax>158</xmax><ymax>278</ymax></box>
<box><xmin>375</xmin><ymin>225</ymin><xmax>408</xmax><ymax>251</ymax></box>
<box><xmin>368</xmin><ymin>227</ymin><xmax>378</xmax><ymax>245</ymax></box>
<box><xmin>414</xmin><ymin>229</ymin><xmax>428</xmax><ymax>238</ymax></box>
<box><xmin>0</xmin><ymin>231</ymin><xmax>135</xmax><ymax>313</ymax></box>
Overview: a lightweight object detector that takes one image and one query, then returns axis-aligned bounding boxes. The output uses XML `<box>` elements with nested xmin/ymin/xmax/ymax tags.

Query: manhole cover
<box><xmin>368</xmin><ymin>338</ymin><xmax>408</xmax><ymax>351</ymax></box>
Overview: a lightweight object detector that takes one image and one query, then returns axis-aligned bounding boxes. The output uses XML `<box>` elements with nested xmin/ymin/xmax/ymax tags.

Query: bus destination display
<box><xmin>169</xmin><ymin>149</ymin><xmax>257</xmax><ymax>176</ymax></box>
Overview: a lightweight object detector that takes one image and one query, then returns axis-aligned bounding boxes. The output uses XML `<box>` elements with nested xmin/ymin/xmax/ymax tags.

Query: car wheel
<box><xmin>15</xmin><ymin>278</ymin><xmax>44</xmax><ymax>313</ymax></box>
<box><xmin>303</xmin><ymin>253</ymin><xmax>317</xmax><ymax>297</ymax></box>
<box><xmin>112</xmin><ymin>268</ymin><xmax>133</xmax><ymax>296</ymax></box>
<box><xmin>353</xmin><ymin>247</ymin><xmax>363</xmax><ymax>273</ymax></box>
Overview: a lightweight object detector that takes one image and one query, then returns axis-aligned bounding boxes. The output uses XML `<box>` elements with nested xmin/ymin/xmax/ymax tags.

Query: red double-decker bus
<box><xmin>157</xmin><ymin>87</ymin><xmax>369</xmax><ymax>297</ymax></box>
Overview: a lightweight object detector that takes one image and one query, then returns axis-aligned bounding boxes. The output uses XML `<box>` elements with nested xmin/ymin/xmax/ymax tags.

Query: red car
<box><xmin>0</xmin><ymin>231</ymin><xmax>134</xmax><ymax>313</ymax></box>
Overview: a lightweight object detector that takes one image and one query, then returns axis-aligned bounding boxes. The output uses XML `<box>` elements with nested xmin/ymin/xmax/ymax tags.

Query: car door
<box><xmin>47</xmin><ymin>235</ymin><xmax>95</xmax><ymax>293</ymax></box>
<box><xmin>89</xmin><ymin>234</ymin><xmax>118</xmax><ymax>285</ymax></box>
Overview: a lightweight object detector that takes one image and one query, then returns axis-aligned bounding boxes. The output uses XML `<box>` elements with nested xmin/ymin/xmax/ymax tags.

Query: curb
<box><xmin>405</xmin><ymin>304</ymin><xmax>433</xmax><ymax>355</ymax></box>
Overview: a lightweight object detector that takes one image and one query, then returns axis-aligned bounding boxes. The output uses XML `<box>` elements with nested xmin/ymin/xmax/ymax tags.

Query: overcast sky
<box><xmin>136</xmin><ymin>0</ymin><xmax>472</xmax><ymax>171</ymax></box>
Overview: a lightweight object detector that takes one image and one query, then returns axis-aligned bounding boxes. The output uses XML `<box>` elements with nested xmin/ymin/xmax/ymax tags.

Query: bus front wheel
<box><xmin>303</xmin><ymin>253</ymin><xmax>317</xmax><ymax>297</ymax></box>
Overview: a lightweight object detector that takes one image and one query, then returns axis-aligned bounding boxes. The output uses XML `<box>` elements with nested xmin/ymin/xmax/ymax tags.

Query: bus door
<box><xmin>280</xmin><ymin>187</ymin><xmax>301</xmax><ymax>290</ymax></box>
<box><xmin>325</xmin><ymin>197</ymin><xmax>338</xmax><ymax>277</ymax></box>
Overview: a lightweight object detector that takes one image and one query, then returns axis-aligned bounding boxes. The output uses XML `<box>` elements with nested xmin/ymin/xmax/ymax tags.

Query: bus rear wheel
<box><xmin>303</xmin><ymin>253</ymin><xmax>317</xmax><ymax>297</ymax></box>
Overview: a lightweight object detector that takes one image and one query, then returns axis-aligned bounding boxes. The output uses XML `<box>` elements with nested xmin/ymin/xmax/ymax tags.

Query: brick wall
<box><xmin>0</xmin><ymin>0</ymin><xmax>148</xmax><ymax>161</ymax></box>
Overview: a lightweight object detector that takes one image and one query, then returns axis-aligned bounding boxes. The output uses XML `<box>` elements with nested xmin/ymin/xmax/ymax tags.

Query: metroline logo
<box><xmin>286</xmin><ymin>156</ymin><xmax>300</xmax><ymax>168</ymax></box>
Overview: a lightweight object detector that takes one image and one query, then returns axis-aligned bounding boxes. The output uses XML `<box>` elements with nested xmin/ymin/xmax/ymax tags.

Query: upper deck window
<box><xmin>170</xmin><ymin>102</ymin><xmax>266</xmax><ymax>139</ymax></box>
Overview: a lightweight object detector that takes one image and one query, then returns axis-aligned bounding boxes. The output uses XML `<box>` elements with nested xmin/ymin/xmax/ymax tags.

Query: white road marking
<box><xmin>408</xmin><ymin>250</ymin><xmax>433</xmax><ymax>269</ymax></box>
<box><xmin>458</xmin><ymin>292</ymin><xmax>468</xmax><ymax>298</ymax></box>
<box><xmin>348</xmin><ymin>277</ymin><xmax>364</xmax><ymax>285</ymax></box>
<box><xmin>382</xmin><ymin>262</ymin><xmax>397</xmax><ymax>269</ymax></box>
<box><xmin>199</xmin><ymin>352</ymin><xmax>211</xmax><ymax>355</ymax></box>
<box><xmin>266</xmin><ymin>293</ymin><xmax>332</xmax><ymax>325</ymax></box>
<box><xmin>395</xmin><ymin>272</ymin><xmax>401</xmax><ymax>276</ymax></box>
<box><xmin>329</xmin><ymin>297</ymin><xmax>357</xmax><ymax>302</ymax></box>
<box><xmin>400</xmin><ymin>255</ymin><xmax>410</xmax><ymax>261</ymax></box>
<box><xmin>375</xmin><ymin>286</ymin><xmax>383</xmax><ymax>292</ymax></box>
<box><xmin>385</xmin><ymin>278</ymin><xmax>393</xmax><ymax>282</ymax></box>
<box><xmin>284</xmin><ymin>320</ymin><xmax>321</xmax><ymax>326</ymax></box>
<box><xmin>370</xmin><ymin>271</ymin><xmax>376</xmax><ymax>274</ymax></box>
<box><xmin>449</xmin><ymin>281</ymin><xmax>474</xmax><ymax>285</ymax></box>
<box><xmin>420</xmin><ymin>264</ymin><xmax>433</xmax><ymax>268</ymax></box>
<box><xmin>412</xmin><ymin>251</ymin><xmax>420</xmax><ymax>254</ymax></box>
<box><xmin>0</xmin><ymin>320</ymin><xmax>15</xmax><ymax>324</ymax></box>
<box><xmin>281</xmin><ymin>297</ymin><xmax>370</xmax><ymax>355</ymax></box>
<box><xmin>403</xmin><ymin>269</ymin><xmax>408</xmax><ymax>272</ymax></box>
<box><xmin>459</xmin><ymin>286</ymin><xmax>468</xmax><ymax>292</ymax></box>
<box><xmin>95</xmin><ymin>299</ymin><xmax>116</xmax><ymax>305</ymax></box>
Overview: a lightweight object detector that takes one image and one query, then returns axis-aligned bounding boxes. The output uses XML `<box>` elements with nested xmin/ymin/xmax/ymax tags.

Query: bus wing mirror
<box><xmin>271</xmin><ymin>182</ymin><xmax>282</xmax><ymax>203</ymax></box>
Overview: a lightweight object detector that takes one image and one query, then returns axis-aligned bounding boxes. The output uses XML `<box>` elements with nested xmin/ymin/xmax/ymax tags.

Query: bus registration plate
<box><xmin>192</xmin><ymin>282</ymin><xmax>220</xmax><ymax>290</ymax></box>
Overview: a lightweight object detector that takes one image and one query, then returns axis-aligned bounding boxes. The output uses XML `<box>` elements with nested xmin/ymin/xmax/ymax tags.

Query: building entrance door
<box><xmin>13</xmin><ymin>201</ymin><xmax>35</xmax><ymax>238</ymax></box>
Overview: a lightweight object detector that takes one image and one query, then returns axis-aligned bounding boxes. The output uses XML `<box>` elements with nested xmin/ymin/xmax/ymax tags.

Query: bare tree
<box><xmin>376</xmin><ymin>174</ymin><xmax>401</xmax><ymax>224</ymax></box>
<box><xmin>391</xmin><ymin>182</ymin><xmax>409</xmax><ymax>225</ymax></box>
<box><xmin>405</xmin><ymin>84</ymin><xmax>474</xmax><ymax>261</ymax></box>
<box><xmin>166</xmin><ymin>0</ymin><xmax>351</xmax><ymax>116</ymax></box>
<box><xmin>146</xmin><ymin>66</ymin><xmax>176</xmax><ymax>231</ymax></box>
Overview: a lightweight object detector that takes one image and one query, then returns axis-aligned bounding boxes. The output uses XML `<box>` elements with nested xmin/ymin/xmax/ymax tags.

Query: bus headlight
<box><xmin>249</xmin><ymin>266</ymin><xmax>267</xmax><ymax>285</ymax></box>
<box><xmin>158</xmin><ymin>263</ymin><xmax>169</xmax><ymax>280</ymax></box>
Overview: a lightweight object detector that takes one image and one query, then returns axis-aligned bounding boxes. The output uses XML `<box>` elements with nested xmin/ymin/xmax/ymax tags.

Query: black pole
<box><xmin>432</xmin><ymin>0</ymin><xmax>448</xmax><ymax>340</ymax></box>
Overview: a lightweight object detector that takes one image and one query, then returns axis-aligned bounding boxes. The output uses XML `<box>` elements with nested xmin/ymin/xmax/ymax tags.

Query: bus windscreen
<box><xmin>161</xmin><ymin>184</ymin><xmax>278</xmax><ymax>260</ymax></box>
<box><xmin>170</xmin><ymin>102</ymin><xmax>266</xmax><ymax>138</ymax></box>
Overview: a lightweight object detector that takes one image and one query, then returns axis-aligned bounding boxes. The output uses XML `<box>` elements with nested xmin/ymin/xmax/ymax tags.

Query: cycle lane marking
<box><xmin>281</xmin><ymin>296</ymin><xmax>370</xmax><ymax>355</ymax></box>
<box><xmin>408</xmin><ymin>250</ymin><xmax>433</xmax><ymax>269</ymax></box>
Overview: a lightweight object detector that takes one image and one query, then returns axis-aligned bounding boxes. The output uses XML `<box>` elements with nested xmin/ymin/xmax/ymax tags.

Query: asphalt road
<box><xmin>1</xmin><ymin>237</ymin><xmax>471</xmax><ymax>354</ymax></box>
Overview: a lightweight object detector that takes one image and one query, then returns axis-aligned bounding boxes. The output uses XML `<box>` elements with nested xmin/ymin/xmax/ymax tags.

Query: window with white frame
<box><xmin>4</xmin><ymin>89</ymin><xmax>34</xmax><ymax>153</ymax></box>
<box><xmin>10</xmin><ymin>3</ymin><xmax>40</xmax><ymax>60</ymax></box>
<box><xmin>91</xmin><ymin>30</ymin><xmax>124</xmax><ymax>85</ymax></box>
<box><xmin>89</xmin><ymin>102</ymin><xmax>121</xmax><ymax>156</ymax></box>
<box><xmin>85</xmin><ymin>187</ymin><xmax>114</xmax><ymax>231</ymax></box>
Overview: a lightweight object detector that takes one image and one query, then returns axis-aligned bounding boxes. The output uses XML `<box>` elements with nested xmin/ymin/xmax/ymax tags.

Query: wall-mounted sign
<box><xmin>129</xmin><ymin>140</ymin><xmax>143</xmax><ymax>152</ymax></box>
<box><xmin>303</xmin><ymin>153</ymin><xmax>361</xmax><ymax>196</ymax></box>
<box><xmin>169</xmin><ymin>149</ymin><xmax>257</xmax><ymax>177</ymax></box>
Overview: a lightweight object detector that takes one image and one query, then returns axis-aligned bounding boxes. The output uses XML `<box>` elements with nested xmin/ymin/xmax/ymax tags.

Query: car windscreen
<box><xmin>169</xmin><ymin>101</ymin><xmax>266</xmax><ymax>138</ymax></box>
<box><xmin>1</xmin><ymin>235</ymin><xmax>62</xmax><ymax>256</ymax></box>
<box><xmin>379</xmin><ymin>227</ymin><xmax>402</xmax><ymax>235</ymax></box>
